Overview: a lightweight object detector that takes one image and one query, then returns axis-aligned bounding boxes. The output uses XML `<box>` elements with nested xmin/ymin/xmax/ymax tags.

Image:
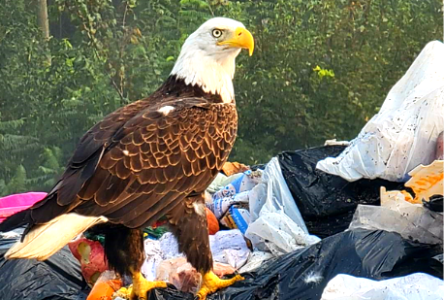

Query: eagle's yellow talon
<box><xmin>113</xmin><ymin>285</ymin><xmax>133</xmax><ymax>299</ymax></box>
<box><xmin>196</xmin><ymin>271</ymin><xmax>244</xmax><ymax>299</ymax></box>
<box><xmin>130</xmin><ymin>271</ymin><xmax>167</xmax><ymax>300</ymax></box>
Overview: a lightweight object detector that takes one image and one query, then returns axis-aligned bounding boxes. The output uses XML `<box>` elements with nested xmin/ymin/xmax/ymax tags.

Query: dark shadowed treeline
<box><xmin>0</xmin><ymin>0</ymin><xmax>442</xmax><ymax>195</ymax></box>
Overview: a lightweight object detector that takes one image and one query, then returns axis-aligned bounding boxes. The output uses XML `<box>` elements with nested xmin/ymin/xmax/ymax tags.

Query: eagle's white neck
<box><xmin>170</xmin><ymin>42</ymin><xmax>240</xmax><ymax>103</ymax></box>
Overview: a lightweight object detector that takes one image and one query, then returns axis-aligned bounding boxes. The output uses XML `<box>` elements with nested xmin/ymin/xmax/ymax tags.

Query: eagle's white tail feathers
<box><xmin>5</xmin><ymin>213</ymin><xmax>108</xmax><ymax>261</ymax></box>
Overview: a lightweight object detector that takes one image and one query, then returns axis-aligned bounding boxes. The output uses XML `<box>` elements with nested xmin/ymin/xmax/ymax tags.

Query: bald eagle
<box><xmin>0</xmin><ymin>17</ymin><xmax>254</xmax><ymax>299</ymax></box>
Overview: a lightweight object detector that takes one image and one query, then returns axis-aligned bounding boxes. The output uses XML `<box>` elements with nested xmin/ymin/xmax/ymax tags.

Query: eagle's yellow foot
<box><xmin>127</xmin><ymin>271</ymin><xmax>167</xmax><ymax>300</ymax></box>
<box><xmin>113</xmin><ymin>286</ymin><xmax>133</xmax><ymax>299</ymax></box>
<box><xmin>196</xmin><ymin>271</ymin><xmax>244</xmax><ymax>300</ymax></box>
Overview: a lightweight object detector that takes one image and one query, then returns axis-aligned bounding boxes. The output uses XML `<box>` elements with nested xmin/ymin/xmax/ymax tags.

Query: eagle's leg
<box><xmin>167</xmin><ymin>194</ymin><xmax>244</xmax><ymax>299</ymax></box>
<box><xmin>129</xmin><ymin>270</ymin><xmax>167</xmax><ymax>299</ymax></box>
<box><xmin>103</xmin><ymin>226</ymin><xmax>166</xmax><ymax>299</ymax></box>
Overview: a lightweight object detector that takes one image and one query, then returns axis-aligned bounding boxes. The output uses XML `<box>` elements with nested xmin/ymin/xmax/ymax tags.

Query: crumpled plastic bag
<box><xmin>209</xmin><ymin>191</ymin><xmax>250</xmax><ymax>220</ymax></box>
<box><xmin>0</xmin><ymin>228</ymin><xmax>87</xmax><ymax>300</ymax></box>
<box><xmin>0</xmin><ymin>192</ymin><xmax>47</xmax><ymax>223</ymax></box>
<box><xmin>245</xmin><ymin>157</ymin><xmax>320</xmax><ymax>255</ymax></box>
<box><xmin>246</xmin><ymin>211</ymin><xmax>320</xmax><ymax>256</ymax></box>
<box><xmin>238</xmin><ymin>251</ymin><xmax>274</xmax><ymax>273</ymax></box>
<box><xmin>212</xmin><ymin>170</ymin><xmax>262</xmax><ymax>201</ymax></box>
<box><xmin>68</xmin><ymin>236</ymin><xmax>109</xmax><ymax>287</ymax></box>
<box><xmin>248</xmin><ymin>158</ymin><xmax>306</xmax><ymax>230</ymax></box>
<box><xmin>207</xmin><ymin>173</ymin><xmax>244</xmax><ymax>194</ymax></box>
<box><xmin>141</xmin><ymin>238</ymin><xmax>164</xmax><ymax>281</ymax></box>
<box><xmin>317</xmin><ymin>41</ymin><xmax>444</xmax><ymax>182</ymax></box>
<box><xmin>159</xmin><ymin>232</ymin><xmax>183</xmax><ymax>260</ymax></box>
<box><xmin>150</xmin><ymin>230</ymin><xmax>250</xmax><ymax>269</ymax></box>
<box><xmin>436</xmin><ymin>132</ymin><xmax>443</xmax><ymax>160</ymax></box>
<box><xmin>210</xmin><ymin>229</ymin><xmax>250</xmax><ymax>269</ymax></box>
<box><xmin>321</xmin><ymin>273</ymin><xmax>444</xmax><ymax>300</ymax></box>
<box><xmin>278</xmin><ymin>146</ymin><xmax>405</xmax><ymax>238</ymax></box>
<box><xmin>349</xmin><ymin>186</ymin><xmax>443</xmax><ymax>245</ymax></box>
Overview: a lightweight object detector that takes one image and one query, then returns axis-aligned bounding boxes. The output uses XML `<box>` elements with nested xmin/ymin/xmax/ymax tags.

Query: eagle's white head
<box><xmin>171</xmin><ymin>17</ymin><xmax>254</xmax><ymax>103</ymax></box>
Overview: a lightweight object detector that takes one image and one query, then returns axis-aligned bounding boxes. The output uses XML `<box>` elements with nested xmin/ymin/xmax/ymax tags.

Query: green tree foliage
<box><xmin>0</xmin><ymin>0</ymin><xmax>442</xmax><ymax>195</ymax></box>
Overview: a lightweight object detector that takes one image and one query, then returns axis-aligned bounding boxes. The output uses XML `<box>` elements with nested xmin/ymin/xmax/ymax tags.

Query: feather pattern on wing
<box><xmin>26</xmin><ymin>76</ymin><xmax>237</xmax><ymax>229</ymax></box>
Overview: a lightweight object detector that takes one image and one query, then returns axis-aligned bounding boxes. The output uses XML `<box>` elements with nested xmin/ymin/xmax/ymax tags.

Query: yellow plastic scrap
<box><xmin>405</xmin><ymin>160</ymin><xmax>444</xmax><ymax>203</ymax></box>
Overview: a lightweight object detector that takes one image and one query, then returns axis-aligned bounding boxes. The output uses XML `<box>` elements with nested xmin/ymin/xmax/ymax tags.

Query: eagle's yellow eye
<box><xmin>212</xmin><ymin>29</ymin><xmax>222</xmax><ymax>38</ymax></box>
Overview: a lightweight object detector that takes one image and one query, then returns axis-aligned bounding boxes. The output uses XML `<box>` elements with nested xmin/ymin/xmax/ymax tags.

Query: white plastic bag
<box><xmin>159</xmin><ymin>232</ymin><xmax>183</xmax><ymax>260</ymax></box>
<box><xmin>317</xmin><ymin>41</ymin><xmax>444</xmax><ymax>182</ymax></box>
<box><xmin>238</xmin><ymin>251</ymin><xmax>274</xmax><ymax>273</ymax></box>
<box><xmin>245</xmin><ymin>158</ymin><xmax>320</xmax><ymax>255</ymax></box>
<box><xmin>246</xmin><ymin>211</ymin><xmax>319</xmax><ymax>256</ymax></box>
<box><xmin>349</xmin><ymin>187</ymin><xmax>443</xmax><ymax>245</ymax></box>
<box><xmin>156</xmin><ymin>230</ymin><xmax>250</xmax><ymax>269</ymax></box>
<box><xmin>209</xmin><ymin>229</ymin><xmax>250</xmax><ymax>269</ymax></box>
<box><xmin>321</xmin><ymin>273</ymin><xmax>444</xmax><ymax>300</ymax></box>
<box><xmin>248</xmin><ymin>158</ymin><xmax>306</xmax><ymax>229</ymax></box>
<box><xmin>141</xmin><ymin>239</ymin><xmax>164</xmax><ymax>281</ymax></box>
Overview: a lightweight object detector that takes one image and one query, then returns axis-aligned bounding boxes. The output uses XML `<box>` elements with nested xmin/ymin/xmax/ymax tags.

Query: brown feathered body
<box><xmin>0</xmin><ymin>75</ymin><xmax>237</xmax><ymax>275</ymax></box>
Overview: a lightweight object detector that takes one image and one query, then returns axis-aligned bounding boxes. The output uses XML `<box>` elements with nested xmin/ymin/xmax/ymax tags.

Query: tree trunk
<box><xmin>37</xmin><ymin>0</ymin><xmax>51</xmax><ymax>64</ymax></box>
<box><xmin>37</xmin><ymin>0</ymin><xmax>50</xmax><ymax>40</ymax></box>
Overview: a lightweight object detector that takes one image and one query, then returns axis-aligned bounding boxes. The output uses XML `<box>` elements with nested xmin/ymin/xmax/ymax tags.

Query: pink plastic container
<box><xmin>0</xmin><ymin>192</ymin><xmax>47</xmax><ymax>223</ymax></box>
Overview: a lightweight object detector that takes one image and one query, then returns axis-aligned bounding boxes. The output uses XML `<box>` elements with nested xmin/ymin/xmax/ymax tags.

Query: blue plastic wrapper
<box><xmin>212</xmin><ymin>170</ymin><xmax>262</xmax><ymax>201</ymax></box>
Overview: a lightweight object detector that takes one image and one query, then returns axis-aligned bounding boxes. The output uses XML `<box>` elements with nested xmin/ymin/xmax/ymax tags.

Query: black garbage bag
<box><xmin>0</xmin><ymin>228</ymin><xmax>88</xmax><ymax>300</ymax></box>
<box><xmin>278</xmin><ymin>146</ymin><xmax>406</xmax><ymax>238</ymax></box>
<box><xmin>147</xmin><ymin>229</ymin><xmax>443</xmax><ymax>300</ymax></box>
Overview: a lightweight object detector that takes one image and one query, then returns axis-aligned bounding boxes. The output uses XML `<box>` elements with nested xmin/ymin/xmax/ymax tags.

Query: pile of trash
<box><xmin>1</xmin><ymin>41</ymin><xmax>443</xmax><ymax>300</ymax></box>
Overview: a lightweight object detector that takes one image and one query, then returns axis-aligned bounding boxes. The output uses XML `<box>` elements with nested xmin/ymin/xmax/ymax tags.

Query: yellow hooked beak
<box><xmin>218</xmin><ymin>27</ymin><xmax>254</xmax><ymax>56</ymax></box>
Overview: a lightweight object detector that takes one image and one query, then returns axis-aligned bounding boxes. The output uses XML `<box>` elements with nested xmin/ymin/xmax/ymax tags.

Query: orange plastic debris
<box><xmin>206</xmin><ymin>207</ymin><xmax>219</xmax><ymax>235</ymax></box>
<box><xmin>400</xmin><ymin>190</ymin><xmax>416</xmax><ymax>204</ymax></box>
<box><xmin>222</xmin><ymin>162</ymin><xmax>249</xmax><ymax>177</ymax></box>
<box><xmin>86</xmin><ymin>279</ymin><xmax>122</xmax><ymax>300</ymax></box>
<box><xmin>405</xmin><ymin>160</ymin><xmax>444</xmax><ymax>203</ymax></box>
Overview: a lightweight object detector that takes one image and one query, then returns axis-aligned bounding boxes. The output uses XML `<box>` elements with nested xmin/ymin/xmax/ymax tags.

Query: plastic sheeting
<box><xmin>245</xmin><ymin>157</ymin><xmax>320</xmax><ymax>255</ymax></box>
<box><xmin>0</xmin><ymin>228</ymin><xmax>87</xmax><ymax>300</ymax></box>
<box><xmin>139</xmin><ymin>229</ymin><xmax>443</xmax><ymax>300</ymax></box>
<box><xmin>212</xmin><ymin>170</ymin><xmax>263</xmax><ymax>201</ymax></box>
<box><xmin>278</xmin><ymin>146</ymin><xmax>404</xmax><ymax>237</ymax></box>
<box><xmin>321</xmin><ymin>273</ymin><xmax>444</xmax><ymax>300</ymax></box>
<box><xmin>317</xmin><ymin>41</ymin><xmax>444</xmax><ymax>182</ymax></box>
<box><xmin>209</xmin><ymin>230</ymin><xmax>250</xmax><ymax>269</ymax></box>
<box><xmin>142</xmin><ymin>238</ymin><xmax>164</xmax><ymax>281</ymax></box>
<box><xmin>349</xmin><ymin>187</ymin><xmax>443</xmax><ymax>245</ymax></box>
<box><xmin>207</xmin><ymin>173</ymin><xmax>244</xmax><ymax>194</ymax></box>
<box><xmin>0</xmin><ymin>192</ymin><xmax>47</xmax><ymax>223</ymax></box>
<box><xmin>142</xmin><ymin>230</ymin><xmax>250</xmax><ymax>280</ymax></box>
